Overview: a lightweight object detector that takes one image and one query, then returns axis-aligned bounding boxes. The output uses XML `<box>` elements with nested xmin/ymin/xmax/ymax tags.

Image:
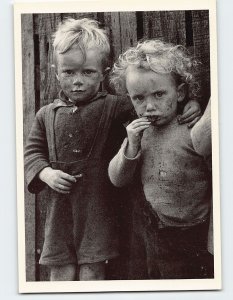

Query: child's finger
<box><xmin>61</xmin><ymin>172</ymin><xmax>77</xmax><ymax>183</ymax></box>
<box><xmin>132</xmin><ymin>124</ymin><xmax>151</xmax><ymax>131</ymax></box>
<box><xmin>58</xmin><ymin>178</ymin><xmax>73</xmax><ymax>187</ymax></box>
<box><xmin>134</xmin><ymin>125</ymin><xmax>150</xmax><ymax>135</ymax></box>
<box><xmin>178</xmin><ymin>112</ymin><xmax>200</xmax><ymax>124</ymax></box>
<box><xmin>56</xmin><ymin>183</ymin><xmax>71</xmax><ymax>191</ymax></box>
<box><xmin>179</xmin><ymin>108</ymin><xmax>201</xmax><ymax>121</ymax></box>
<box><xmin>53</xmin><ymin>186</ymin><xmax>70</xmax><ymax>194</ymax></box>
<box><xmin>130</xmin><ymin>121</ymin><xmax>151</xmax><ymax>129</ymax></box>
<box><xmin>74</xmin><ymin>174</ymin><xmax>83</xmax><ymax>179</ymax></box>
<box><xmin>130</xmin><ymin>118</ymin><xmax>150</xmax><ymax>125</ymax></box>
<box><xmin>187</xmin><ymin>116</ymin><xmax>201</xmax><ymax>128</ymax></box>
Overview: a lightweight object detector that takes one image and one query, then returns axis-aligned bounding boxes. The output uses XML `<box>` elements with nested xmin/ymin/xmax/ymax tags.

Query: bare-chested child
<box><xmin>109</xmin><ymin>39</ymin><xmax>213</xmax><ymax>279</ymax></box>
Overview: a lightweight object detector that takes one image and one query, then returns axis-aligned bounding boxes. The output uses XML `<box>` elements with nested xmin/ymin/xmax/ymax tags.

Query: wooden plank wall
<box><xmin>21</xmin><ymin>14</ymin><xmax>37</xmax><ymax>282</ymax></box>
<box><xmin>22</xmin><ymin>10</ymin><xmax>210</xmax><ymax>281</ymax></box>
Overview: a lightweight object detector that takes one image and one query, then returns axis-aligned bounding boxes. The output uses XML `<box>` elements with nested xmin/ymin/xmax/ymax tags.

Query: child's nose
<box><xmin>73</xmin><ymin>73</ymin><xmax>84</xmax><ymax>85</ymax></box>
<box><xmin>146</xmin><ymin>100</ymin><xmax>156</xmax><ymax>112</ymax></box>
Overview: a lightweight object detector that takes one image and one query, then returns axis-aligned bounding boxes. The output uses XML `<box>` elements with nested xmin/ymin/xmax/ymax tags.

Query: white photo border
<box><xmin>14</xmin><ymin>0</ymin><xmax>221</xmax><ymax>293</ymax></box>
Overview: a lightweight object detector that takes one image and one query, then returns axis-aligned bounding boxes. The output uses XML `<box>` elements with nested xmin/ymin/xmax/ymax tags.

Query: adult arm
<box><xmin>191</xmin><ymin>99</ymin><xmax>213</xmax><ymax>254</ymax></box>
<box><xmin>190</xmin><ymin>99</ymin><xmax>211</xmax><ymax>157</ymax></box>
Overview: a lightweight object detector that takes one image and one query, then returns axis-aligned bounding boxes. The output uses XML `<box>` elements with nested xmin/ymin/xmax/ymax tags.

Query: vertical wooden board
<box><xmin>143</xmin><ymin>11</ymin><xmax>186</xmax><ymax>45</ymax></box>
<box><xmin>21</xmin><ymin>14</ymin><xmax>36</xmax><ymax>281</ymax></box>
<box><xmin>143</xmin><ymin>11</ymin><xmax>164</xmax><ymax>40</ymax></box>
<box><xmin>103</xmin><ymin>12</ymin><xmax>137</xmax><ymax>92</ymax></box>
<box><xmin>106</xmin><ymin>11</ymin><xmax>139</xmax><ymax>57</ymax></box>
<box><xmin>62</xmin><ymin>12</ymin><xmax>98</xmax><ymax>20</ymax></box>
<box><xmin>161</xmin><ymin>11</ymin><xmax>186</xmax><ymax>45</ymax></box>
<box><xmin>192</xmin><ymin>10</ymin><xmax>210</xmax><ymax>105</ymax></box>
<box><xmin>104</xmin><ymin>12</ymin><xmax>122</xmax><ymax>62</ymax></box>
<box><xmin>39</xmin><ymin>33</ymin><xmax>49</xmax><ymax>106</ymax></box>
<box><xmin>103</xmin><ymin>12</ymin><xmax>122</xmax><ymax>92</ymax></box>
<box><xmin>35</xmin><ymin>191</ymin><xmax>50</xmax><ymax>281</ymax></box>
<box><xmin>175</xmin><ymin>11</ymin><xmax>186</xmax><ymax>46</ymax></box>
<box><xmin>22</xmin><ymin>14</ymin><xmax>36</xmax><ymax>142</ymax></box>
<box><xmin>119</xmin><ymin>12</ymin><xmax>137</xmax><ymax>52</ymax></box>
<box><xmin>35</xmin><ymin>13</ymin><xmax>62</xmax><ymax>281</ymax></box>
<box><xmin>37</xmin><ymin>14</ymin><xmax>62</xmax><ymax>107</ymax></box>
<box><xmin>192</xmin><ymin>11</ymin><xmax>210</xmax><ymax>61</ymax></box>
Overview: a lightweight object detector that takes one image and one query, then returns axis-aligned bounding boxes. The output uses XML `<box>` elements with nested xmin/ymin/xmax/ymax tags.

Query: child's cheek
<box><xmin>166</xmin><ymin>98</ymin><xmax>175</xmax><ymax>112</ymax></box>
<box><xmin>133</xmin><ymin>102</ymin><xmax>145</xmax><ymax>117</ymax></box>
<box><xmin>60</xmin><ymin>78</ymin><xmax>72</xmax><ymax>90</ymax></box>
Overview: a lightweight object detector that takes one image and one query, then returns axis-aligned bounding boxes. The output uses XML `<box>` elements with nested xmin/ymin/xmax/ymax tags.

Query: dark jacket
<box><xmin>24</xmin><ymin>91</ymin><xmax>133</xmax><ymax>265</ymax></box>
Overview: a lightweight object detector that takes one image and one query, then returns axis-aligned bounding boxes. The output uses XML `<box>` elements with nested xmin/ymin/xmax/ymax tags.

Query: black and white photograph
<box><xmin>14</xmin><ymin>0</ymin><xmax>221</xmax><ymax>293</ymax></box>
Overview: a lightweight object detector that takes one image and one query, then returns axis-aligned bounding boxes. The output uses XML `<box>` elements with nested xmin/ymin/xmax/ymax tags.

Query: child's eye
<box><xmin>63</xmin><ymin>70</ymin><xmax>73</xmax><ymax>75</ymax></box>
<box><xmin>83</xmin><ymin>69</ymin><xmax>95</xmax><ymax>75</ymax></box>
<box><xmin>154</xmin><ymin>91</ymin><xmax>164</xmax><ymax>98</ymax></box>
<box><xmin>134</xmin><ymin>95</ymin><xmax>144</xmax><ymax>101</ymax></box>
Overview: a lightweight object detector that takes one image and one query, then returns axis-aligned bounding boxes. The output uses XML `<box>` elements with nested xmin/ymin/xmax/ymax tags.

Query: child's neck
<box><xmin>155</xmin><ymin>116</ymin><xmax>179</xmax><ymax>130</ymax></box>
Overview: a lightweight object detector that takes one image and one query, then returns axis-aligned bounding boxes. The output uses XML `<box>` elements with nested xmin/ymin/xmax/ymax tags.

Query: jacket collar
<box><xmin>52</xmin><ymin>90</ymin><xmax>107</xmax><ymax>110</ymax></box>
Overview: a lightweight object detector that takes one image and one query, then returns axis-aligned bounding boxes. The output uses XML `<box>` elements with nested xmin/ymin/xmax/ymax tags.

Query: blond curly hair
<box><xmin>110</xmin><ymin>39</ymin><xmax>201</xmax><ymax>100</ymax></box>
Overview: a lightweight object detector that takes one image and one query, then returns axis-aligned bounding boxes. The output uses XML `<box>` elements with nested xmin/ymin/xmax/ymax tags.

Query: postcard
<box><xmin>14</xmin><ymin>0</ymin><xmax>221</xmax><ymax>293</ymax></box>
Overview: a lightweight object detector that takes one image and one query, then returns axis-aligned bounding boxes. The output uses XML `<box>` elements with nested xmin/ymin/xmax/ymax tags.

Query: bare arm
<box><xmin>109</xmin><ymin>117</ymin><xmax>150</xmax><ymax>187</ymax></box>
<box><xmin>191</xmin><ymin>99</ymin><xmax>211</xmax><ymax>157</ymax></box>
<box><xmin>108</xmin><ymin>138</ymin><xmax>141</xmax><ymax>187</ymax></box>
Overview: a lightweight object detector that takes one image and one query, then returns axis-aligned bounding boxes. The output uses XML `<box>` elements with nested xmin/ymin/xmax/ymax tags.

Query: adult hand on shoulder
<box><xmin>39</xmin><ymin>167</ymin><xmax>77</xmax><ymax>194</ymax></box>
<box><xmin>125</xmin><ymin>117</ymin><xmax>150</xmax><ymax>158</ymax></box>
<box><xmin>178</xmin><ymin>100</ymin><xmax>202</xmax><ymax>128</ymax></box>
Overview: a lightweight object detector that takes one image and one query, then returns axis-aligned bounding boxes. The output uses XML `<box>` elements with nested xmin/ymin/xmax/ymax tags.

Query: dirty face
<box><xmin>125</xmin><ymin>66</ymin><xmax>185</xmax><ymax>126</ymax></box>
<box><xmin>56</xmin><ymin>47</ymin><xmax>104</xmax><ymax>103</ymax></box>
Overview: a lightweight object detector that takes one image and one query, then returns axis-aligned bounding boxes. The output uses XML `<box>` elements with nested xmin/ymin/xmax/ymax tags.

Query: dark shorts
<box><xmin>39</xmin><ymin>186</ymin><xmax>119</xmax><ymax>266</ymax></box>
<box><xmin>128</xmin><ymin>201</ymin><xmax>214</xmax><ymax>279</ymax></box>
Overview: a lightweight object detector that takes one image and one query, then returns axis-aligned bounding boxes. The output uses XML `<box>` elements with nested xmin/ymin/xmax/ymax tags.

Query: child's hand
<box><xmin>125</xmin><ymin>117</ymin><xmax>151</xmax><ymax>158</ymax></box>
<box><xmin>178</xmin><ymin>100</ymin><xmax>202</xmax><ymax>128</ymax></box>
<box><xmin>39</xmin><ymin>167</ymin><xmax>77</xmax><ymax>194</ymax></box>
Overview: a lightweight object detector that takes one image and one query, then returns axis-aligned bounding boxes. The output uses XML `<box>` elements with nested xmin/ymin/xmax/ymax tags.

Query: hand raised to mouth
<box><xmin>125</xmin><ymin>117</ymin><xmax>151</xmax><ymax>158</ymax></box>
<box><xmin>140</xmin><ymin>115</ymin><xmax>160</xmax><ymax>125</ymax></box>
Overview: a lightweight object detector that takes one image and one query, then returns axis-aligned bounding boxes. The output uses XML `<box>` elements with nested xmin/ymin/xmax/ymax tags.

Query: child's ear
<box><xmin>51</xmin><ymin>64</ymin><xmax>59</xmax><ymax>81</ymax></box>
<box><xmin>126</xmin><ymin>93</ymin><xmax>131</xmax><ymax>101</ymax></box>
<box><xmin>103</xmin><ymin>67</ymin><xmax>111</xmax><ymax>78</ymax></box>
<box><xmin>177</xmin><ymin>83</ymin><xmax>186</xmax><ymax>102</ymax></box>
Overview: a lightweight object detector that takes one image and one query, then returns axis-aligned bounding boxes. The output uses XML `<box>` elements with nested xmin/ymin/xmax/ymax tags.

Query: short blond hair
<box><xmin>111</xmin><ymin>39</ymin><xmax>201</xmax><ymax>100</ymax></box>
<box><xmin>53</xmin><ymin>18</ymin><xmax>110</xmax><ymax>69</ymax></box>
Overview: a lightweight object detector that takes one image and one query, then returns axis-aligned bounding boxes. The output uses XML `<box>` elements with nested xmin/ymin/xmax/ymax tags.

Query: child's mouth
<box><xmin>72</xmin><ymin>90</ymin><xmax>85</xmax><ymax>93</ymax></box>
<box><xmin>144</xmin><ymin>115</ymin><xmax>160</xmax><ymax>124</ymax></box>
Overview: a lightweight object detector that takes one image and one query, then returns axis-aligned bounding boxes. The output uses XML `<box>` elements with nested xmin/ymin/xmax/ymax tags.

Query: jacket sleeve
<box><xmin>108</xmin><ymin>138</ymin><xmax>141</xmax><ymax>187</ymax></box>
<box><xmin>24</xmin><ymin>106</ymin><xmax>50</xmax><ymax>194</ymax></box>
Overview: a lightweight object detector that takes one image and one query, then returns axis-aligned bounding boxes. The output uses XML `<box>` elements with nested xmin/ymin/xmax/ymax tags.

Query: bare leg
<box><xmin>79</xmin><ymin>262</ymin><xmax>105</xmax><ymax>280</ymax></box>
<box><xmin>50</xmin><ymin>264</ymin><xmax>77</xmax><ymax>281</ymax></box>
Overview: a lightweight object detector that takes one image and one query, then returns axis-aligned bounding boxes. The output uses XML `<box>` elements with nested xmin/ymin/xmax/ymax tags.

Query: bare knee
<box><xmin>79</xmin><ymin>262</ymin><xmax>105</xmax><ymax>281</ymax></box>
<box><xmin>50</xmin><ymin>264</ymin><xmax>77</xmax><ymax>281</ymax></box>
